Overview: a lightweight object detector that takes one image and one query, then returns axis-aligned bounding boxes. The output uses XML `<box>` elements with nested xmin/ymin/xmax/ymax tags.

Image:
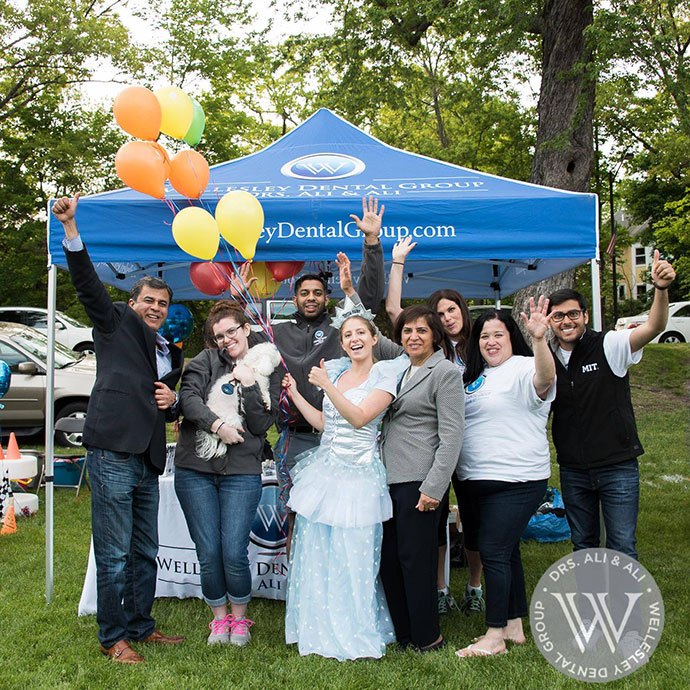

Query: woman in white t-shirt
<box><xmin>455</xmin><ymin>297</ymin><xmax>556</xmax><ymax>659</ymax></box>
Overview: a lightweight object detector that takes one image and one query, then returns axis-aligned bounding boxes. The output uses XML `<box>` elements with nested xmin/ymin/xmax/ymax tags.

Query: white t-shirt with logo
<box><xmin>458</xmin><ymin>355</ymin><xmax>556</xmax><ymax>482</ymax></box>
<box><xmin>556</xmin><ymin>329</ymin><xmax>642</xmax><ymax>376</ymax></box>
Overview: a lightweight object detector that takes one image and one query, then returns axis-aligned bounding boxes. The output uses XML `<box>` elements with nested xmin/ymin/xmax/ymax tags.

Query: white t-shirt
<box><xmin>458</xmin><ymin>355</ymin><xmax>555</xmax><ymax>482</ymax></box>
<box><xmin>556</xmin><ymin>329</ymin><xmax>642</xmax><ymax>377</ymax></box>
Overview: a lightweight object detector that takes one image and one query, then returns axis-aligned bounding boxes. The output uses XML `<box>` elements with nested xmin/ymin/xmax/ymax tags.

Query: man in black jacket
<box><xmin>548</xmin><ymin>250</ymin><xmax>675</xmax><ymax>559</ymax></box>
<box><xmin>53</xmin><ymin>194</ymin><xmax>184</xmax><ymax>664</ymax></box>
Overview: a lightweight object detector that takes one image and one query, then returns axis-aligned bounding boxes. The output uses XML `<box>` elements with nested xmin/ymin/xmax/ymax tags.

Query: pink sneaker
<box><xmin>229</xmin><ymin>616</ymin><xmax>254</xmax><ymax>646</ymax></box>
<box><xmin>208</xmin><ymin>614</ymin><xmax>233</xmax><ymax>645</ymax></box>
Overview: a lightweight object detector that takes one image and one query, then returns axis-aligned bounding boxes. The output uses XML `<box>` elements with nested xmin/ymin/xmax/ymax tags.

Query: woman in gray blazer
<box><xmin>379</xmin><ymin>305</ymin><xmax>465</xmax><ymax>651</ymax></box>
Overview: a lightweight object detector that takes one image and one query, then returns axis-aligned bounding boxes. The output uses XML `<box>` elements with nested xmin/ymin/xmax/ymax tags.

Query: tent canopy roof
<box><xmin>48</xmin><ymin>108</ymin><xmax>598</xmax><ymax>300</ymax></box>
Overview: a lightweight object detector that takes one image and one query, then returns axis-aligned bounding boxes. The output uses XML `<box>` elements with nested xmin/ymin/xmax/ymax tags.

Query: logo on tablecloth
<box><xmin>249</xmin><ymin>476</ymin><xmax>289</xmax><ymax>599</ymax></box>
<box><xmin>250</xmin><ymin>477</ymin><xmax>288</xmax><ymax>549</ymax></box>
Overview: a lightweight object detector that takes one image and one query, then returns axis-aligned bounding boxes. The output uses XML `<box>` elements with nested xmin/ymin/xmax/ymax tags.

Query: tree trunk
<box><xmin>513</xmin><ymin>0</ymin><xmax>596</xmax><ymax>322</ymax></box>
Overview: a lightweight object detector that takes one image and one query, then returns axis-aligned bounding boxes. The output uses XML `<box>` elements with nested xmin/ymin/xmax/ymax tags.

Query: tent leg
<box><xmin>45</xmin><ymin>264</ymin><xmax>56</xmax><ymax>604</ymax></box>
<box><xmin>590</xmin><ymin>258</ymin><xmax>602</xmax><ymax>331</ymax></box>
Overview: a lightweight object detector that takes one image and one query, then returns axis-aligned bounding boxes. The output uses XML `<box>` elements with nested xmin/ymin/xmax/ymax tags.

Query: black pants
<box><xmin>380</xmin><ymin>482</ymin><xmax>442</xmax><ymax>648</ymax></box>
<box><xmin>456</xmin><ymin>478</ymin><xmax>547</xmax><ymax>628</ymax></box>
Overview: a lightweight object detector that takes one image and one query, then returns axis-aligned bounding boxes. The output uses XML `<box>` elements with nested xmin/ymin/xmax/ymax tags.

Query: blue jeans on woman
<box><xmin>559</xmin><ymin>459</ymin><xmax>639</xmax><ymax>559</ymax></box>
<box><xmin>174</xmin><ymin>468</ymin><xmax>262</xmax><ymax>606</ymax></box>
<box><xmin>457</xmin><ymin>478</ymin><xmax>547</xmax><ymax>629</ymax></box>
<box><xmin>87</xmin><ymin>447</ymin><xmax>160</xmax><ymax>649</ymax></box>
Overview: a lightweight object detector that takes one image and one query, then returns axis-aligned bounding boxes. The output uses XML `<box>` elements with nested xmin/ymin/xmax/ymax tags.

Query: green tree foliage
<box><xmin>594</xmin><ymin>1</ymin><xmax>690</xmax><ymax>297</ymax></box>
<box><xmin>653</xmin><ymin>193</ymin><xmax>690</xmax><ymax>298</ymax></box>
<box><xmin>0</xmin><ymin>0</ymin><xmax>134</xmax><ymax>312</ymax></box>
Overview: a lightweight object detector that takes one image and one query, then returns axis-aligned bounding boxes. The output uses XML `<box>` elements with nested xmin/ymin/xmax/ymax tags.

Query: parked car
<box><xmin>0</xmin><ymin>323</ymin><xmax>96</xmax><ymax>447</ymax></box>
<box><xmin>615</xmin><ymin>301</ymin><xmax>690</xmax><ymax>343</ymax></box>
<box><xmin>0</xmin><ymin>306</ymin><xmax>94</xmax><ymax>354</ymax></box>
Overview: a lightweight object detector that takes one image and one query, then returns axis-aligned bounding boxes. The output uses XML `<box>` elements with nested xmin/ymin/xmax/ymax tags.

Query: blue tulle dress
<box><xmin>285</xmin><ymin>356</ymin><xmax>408</xmax><ymax>660</ymax></box>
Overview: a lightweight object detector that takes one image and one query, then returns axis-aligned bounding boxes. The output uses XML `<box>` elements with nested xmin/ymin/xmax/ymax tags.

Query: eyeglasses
<box><xmin>551</xmin><ymin>309</ymin><xmax>585</xmax><ymax>323</ymax></box>
<box><xmin>213</xmin><ymin>325</ymin><xmax>243</xmax><ymax>343</ymax></box>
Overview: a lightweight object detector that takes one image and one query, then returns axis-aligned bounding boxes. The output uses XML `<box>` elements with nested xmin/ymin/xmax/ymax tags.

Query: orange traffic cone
<box><xmin>6</xmin><ymin>433</ymin><xmax>20</xmax><ymax>460</ymax></box>
<box><xmin>0</xmin><ymin>443</ymin><xmax>4</xmax><ymax>460</ymax></box>
<box><xmin>1</xmin><ymin>497</ymin><xmax>17</xmax><ymax>535</ymax></box>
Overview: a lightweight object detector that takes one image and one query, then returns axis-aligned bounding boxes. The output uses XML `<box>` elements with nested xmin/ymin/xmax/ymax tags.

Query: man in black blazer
<box><xmin>53</xmin><ymin>194</ymin><xmax>184</xmax><ymax>664</ymax></box>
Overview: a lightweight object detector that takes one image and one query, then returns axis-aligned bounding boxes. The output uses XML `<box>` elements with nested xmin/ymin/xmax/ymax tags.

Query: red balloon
<box><xmin>189</xmin><ymin>262</ymin><xmax>235</xmax><ymax>296</ymax></box>
<box><xmin>266</xmin><ymin>261</ymin><xmax>305</xmax><ymax>282</ymax></box>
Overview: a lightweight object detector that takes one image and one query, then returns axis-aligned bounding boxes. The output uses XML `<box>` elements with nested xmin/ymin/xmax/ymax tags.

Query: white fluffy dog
<box><xmin>196</xmin><ymin>342</ymin><xmax>281</xmax><ymax>460</ymax></box>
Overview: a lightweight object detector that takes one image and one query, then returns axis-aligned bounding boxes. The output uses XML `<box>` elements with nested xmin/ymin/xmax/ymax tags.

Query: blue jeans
<box><xmin>87</xmin><ymin>447</ymin><xmax>160</xmax><ymax>648</ymax></box>
<box><xmin>457</xmin><ymin>478</ymin><xmax>547</xmax><ymax>628</ymax></box>
<box><xmin>559</xmin><ymin>459</ymin><xmax>639</xmax><ymax>559</ymax></box>
<box><xmin>174</xmin><ymin>468</ymin><xmax>262</xmax><ymax>607</ymax></box>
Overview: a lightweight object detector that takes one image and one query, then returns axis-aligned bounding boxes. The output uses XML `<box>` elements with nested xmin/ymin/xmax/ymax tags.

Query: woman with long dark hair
<box><xmin>455</xmin><ymin>298</ymin><xmax>555</xmax><ymax>658</ymax></box>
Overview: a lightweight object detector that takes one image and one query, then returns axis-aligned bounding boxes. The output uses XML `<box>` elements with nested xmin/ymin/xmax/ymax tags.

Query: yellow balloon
<box><xmin>215</xmin><ymin>190</ymin><xmax>265</xmax><ymax>260</ymax></box>
<box><xmin>155</xmin><ymin>87</ymin><xmax>194</xmax><ymax>139</ymax></box>
<box><xmin>249</xmin><ymin>261</ymin><xmax>282</xmax><ymax>298</ymax></box>
<box><xmin>172</xmin><ymin>207</ymin><xmax>219</xmax><ymax>260</ymax></box>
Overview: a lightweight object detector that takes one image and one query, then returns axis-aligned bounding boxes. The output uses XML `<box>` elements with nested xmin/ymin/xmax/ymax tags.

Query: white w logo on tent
<box><xmin>300</xmin><ymin>160</ymin><xmax>349</xmax><ymax>175</ymax></box>
<box><xmin>550</xmin><ymin>592</ymin><xmax>643</xmax><ymax>654</ymax></box>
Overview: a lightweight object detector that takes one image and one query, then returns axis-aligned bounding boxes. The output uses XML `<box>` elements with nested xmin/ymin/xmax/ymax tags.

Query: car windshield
<box><xmin>11</xmin><ymin>328</ymin><xmax>80</xmax><ymax>369</ymax></box>
<box><xmin>58</xmin><ymin>311</ymin><xmax>89</xmax><ymax>328</ymax></box>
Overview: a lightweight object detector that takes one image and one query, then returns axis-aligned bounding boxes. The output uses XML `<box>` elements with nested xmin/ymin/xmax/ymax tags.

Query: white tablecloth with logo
<box><xmin>78</xmin><ymin>470</ymin><xmax>288</xmax><ymax>616</ymax></box>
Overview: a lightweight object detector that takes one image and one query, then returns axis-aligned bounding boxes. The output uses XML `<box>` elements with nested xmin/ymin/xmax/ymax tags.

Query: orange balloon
<box><xmin>150</xmin><ymin>141</ymin><xmax>171</xmax><ymax>179</ymax></box>
<box><xmin>115</xmin><ymin>141</ymin><xmax>169</xmax><ymax>199</ymax></box>
<box><xmin>113</xmin><ymin>86</ymin><xmax>161</xmax><ymax>140</ymax></box>
<box><xmin>169</xmin><ymin>150</ymin><xmax>210</xmax><ymax>198</ymax></box>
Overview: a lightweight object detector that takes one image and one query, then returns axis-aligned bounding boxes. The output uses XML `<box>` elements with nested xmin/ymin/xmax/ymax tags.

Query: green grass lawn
<box><xmin>1</xmin><ymin>344</ymin><xmax>688</xmax><ymax>689</ymax></box>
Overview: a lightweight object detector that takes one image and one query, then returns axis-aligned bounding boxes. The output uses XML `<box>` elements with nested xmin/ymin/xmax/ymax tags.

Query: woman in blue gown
<box><xmin>282</xmin><ymin>303</ymin><xmax>407</xmax><ymax>660</ymax></box>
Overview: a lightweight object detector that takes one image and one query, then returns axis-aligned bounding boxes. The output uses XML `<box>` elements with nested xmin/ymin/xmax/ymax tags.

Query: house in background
<box><xmin>614</xmin><ymin>209</ymin><xmax>653</xmax><ymax>303</ymax></box>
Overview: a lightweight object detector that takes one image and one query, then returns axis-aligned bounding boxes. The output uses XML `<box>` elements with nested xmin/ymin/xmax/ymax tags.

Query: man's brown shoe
<box><xmin>99</xmin><ymin>640</ymin><xmax>144</xmax><ymax>664</ymax></box>
<box><xmin>141</xmin><ymin>630</ymin><xmax>185</xmax><ymax>645</ymax></box>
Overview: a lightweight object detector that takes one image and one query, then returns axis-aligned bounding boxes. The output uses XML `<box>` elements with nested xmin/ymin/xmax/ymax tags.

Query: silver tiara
<box><xmin>330</xmin><ymin>296</ymin><xmax>377</xmax><ymax>329</ymax></box>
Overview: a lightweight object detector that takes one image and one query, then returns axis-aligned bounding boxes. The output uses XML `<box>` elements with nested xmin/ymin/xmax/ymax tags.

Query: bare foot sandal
<box><xmin>456</xmin><ymin>640</ymin><xmax>507</xmax><ymax>658</ymax></box>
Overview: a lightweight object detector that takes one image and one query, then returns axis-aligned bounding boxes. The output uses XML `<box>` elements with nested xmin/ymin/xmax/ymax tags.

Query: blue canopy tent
<box><xmin>47</xmin><ymin>108</ymin><xmax>599</xmax><ymax>301</ymax></box>
<box><xmin>43</xmin><ymin>110</ymin><xmax>600</xmax><ymax>600</ymax></box>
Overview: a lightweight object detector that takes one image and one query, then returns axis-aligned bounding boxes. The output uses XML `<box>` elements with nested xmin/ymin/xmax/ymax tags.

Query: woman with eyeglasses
<box><xmin>454</xmin><ymin>298</ymin><xmax>556</xmax><ymax>658</ymax></box>
<box><xmin>174</xmin><ymin>300</ymin><xmax>282</xmax><ymax>646</ymax></box>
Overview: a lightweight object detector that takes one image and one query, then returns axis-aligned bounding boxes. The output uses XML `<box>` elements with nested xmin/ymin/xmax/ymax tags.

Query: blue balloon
<box><xmin>0</xmin><ymin>360</ymin><xmax>10</xmax><ymax>409</ymax></box>
<box><xmin>159</xmin><ymin>304</ymin><xmax>194</xmax><ymax>344</ymax></box>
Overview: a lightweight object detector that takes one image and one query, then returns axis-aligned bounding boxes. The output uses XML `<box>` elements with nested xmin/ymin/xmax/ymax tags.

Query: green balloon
<box><xmin>183</xmin><ymin>98</ymin><xmax>206</xmax><ymax>146</ymax></box>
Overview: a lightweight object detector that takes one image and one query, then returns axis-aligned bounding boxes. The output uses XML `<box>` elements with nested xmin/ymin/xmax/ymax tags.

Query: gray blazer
<box><xmin>380</xmin><ymin>349</ymin><xmax>465</xmax><ymax>500</ymax></box>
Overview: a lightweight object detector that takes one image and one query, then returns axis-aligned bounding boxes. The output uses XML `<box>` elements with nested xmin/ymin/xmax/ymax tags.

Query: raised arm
<box><xmin>282</xmin><ymin>372</ymin><xmax>324</xmax><ymax>431</ymax></box>
<box><xmin>53</xmin><ymin>193</ymin><xmax>118</xmax><ymax>333</ymax></box>
<box><xmin>350</xmin><ymin>196</ymin><xmax>385</xmax><ymax>310</ymax></box>
<box><xmin>629</xmin><ymin>250</ymin><xmax>676</xmax><ymax>353</ymax></box>
<box><xmin>520</xmin><ymin>296</ymin><xmax>556</xmax><ymax>399</ymax></box>
<box><xmin>52</xmin><ymin>193</ymin><xmax>80</xmax><ymax>240</ymax></box>
<box><xmin>308</xmin><ymin>360</ymin><xmax>393</xmax><ymax>429</ymax></box>
<box><xmin>386</xmin><ymin>236</ymin><xmax>417</xmax><ymax>326</ymax></box>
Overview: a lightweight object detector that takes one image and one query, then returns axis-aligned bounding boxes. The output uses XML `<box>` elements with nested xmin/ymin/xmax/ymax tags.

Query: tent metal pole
<box><xmin>590</xmin><ymin>192</ymin><xmax>602</xmax><ymax>331</ymax></box>
<box><xmin>590</xmin><ymin>259</ymin><xmax>602</xmax><ymax>331</ymax></box>
<box><xmin>45</xmin><ymin>261</ymin><xmax>57</xmax><ymax>604</ymax></box>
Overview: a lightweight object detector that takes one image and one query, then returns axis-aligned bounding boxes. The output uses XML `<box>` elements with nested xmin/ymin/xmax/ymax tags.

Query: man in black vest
<box><xmin>548</xmin><ymin>251</ymin><xmax>675</xmax><ymax>559</ymax></box>
<box><xmin>53</xmin><ymin>194</ymin><xmax>184</xmax><ymax>664</ymax></box>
